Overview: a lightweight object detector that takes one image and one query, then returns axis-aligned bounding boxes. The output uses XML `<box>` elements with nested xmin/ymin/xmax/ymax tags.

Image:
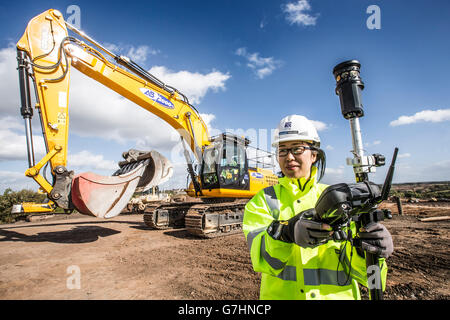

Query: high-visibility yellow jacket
<box><xmin>243</xmin><ymin>166</ymin><xmax>387</xmax><ymax>300</ymax></box>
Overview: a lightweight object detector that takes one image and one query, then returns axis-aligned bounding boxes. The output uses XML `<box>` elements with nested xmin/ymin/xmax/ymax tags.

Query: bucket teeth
<box><xmin>113</xmin><ymin>149</ymin><xmax>173</xmax><ymax>192</ymax></box>
<box><xmin>113</xmin><ymin>159</ymin><xmax>148</xmax><ymax>176</ymax></box>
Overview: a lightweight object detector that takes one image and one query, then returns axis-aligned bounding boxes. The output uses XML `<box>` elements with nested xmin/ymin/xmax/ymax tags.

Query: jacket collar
<box><xmin>278</xmin><ymin>166</ymin><xmax>318</xmax><ymax>196</ymax></box>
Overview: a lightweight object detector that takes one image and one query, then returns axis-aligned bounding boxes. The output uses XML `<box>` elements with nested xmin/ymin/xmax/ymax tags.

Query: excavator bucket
<box><xmin>71</xmin><ymin>150</ymin><xmax>173</xmax><ymax>218</ymax></box>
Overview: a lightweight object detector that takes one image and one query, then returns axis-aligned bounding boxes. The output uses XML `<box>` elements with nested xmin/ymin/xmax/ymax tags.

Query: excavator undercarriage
<box><xmin>142</xmin><ymin>199</ymin><xmax>248</xmax><ymax>238</ymax></box>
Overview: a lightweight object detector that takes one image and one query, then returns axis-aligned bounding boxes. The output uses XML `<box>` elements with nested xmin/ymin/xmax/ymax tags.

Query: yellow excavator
<box><xmin>15</xmin><ymin>9</ymin><xmax>278</xmax><ymax>236</ymax></box>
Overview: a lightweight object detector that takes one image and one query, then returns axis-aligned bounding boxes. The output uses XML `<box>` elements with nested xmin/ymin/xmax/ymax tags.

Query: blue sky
<box><xmin>0</xmin><ymin>0</ymin><xmax>449</xmax><ymax>192</ymax></box>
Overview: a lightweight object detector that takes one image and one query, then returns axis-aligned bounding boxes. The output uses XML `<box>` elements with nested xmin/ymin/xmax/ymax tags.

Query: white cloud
<box><xmin>310</xmin><ymin>120</ymin><xmax>328</xmax><ymax>131</ymax></box>
<box><xmin>67</xmin><ymin>150</ymin><xmax>118</xmax><ymax>171</ymax></box>
<box><xmin>0</xmin><ymin>117</ymin><xmax>46</xmax><ymax>161</ymax></box>
<box><xmin>260</xmin><ymin>19</ymin><xmax>266</xmax><ymax>29</ymax></box>
<box><xmin>364</xmin><ymin>140</ymin><xmax>382</xmax><ymax>148</ymax></box>
<box><xmin>397</xmin><ymin>153</ymin><xmax>411</xmax><ymax>159</ymax></box>
<box><xmin>390</xmin><ymin>109</ymin><xmax>450</xmax><ymax>126</ymax></box>
<box><xmin>325</xmin><ymin>166</ymin><xmax>345</xmax><ymax>175</ymax></box>
<box><xmin>432</xmin><ymin>159</ymin><xmax>450</xmax><ymax>177</ymax></box>
<box><xmin>0</xmin><ymin>46</ymin><xmax>22</xmax><ymax>118</ymax></box>
<box><xmin>0</xmin><ymin>170</ymin><xmax>27</xmax><ymax>184</ymax></box>
<box><xmin>127</xmin><ymin>46</ymin><xmax>158</xmax><ymax>63</ymax></box>
<box><xmin>148</xmin><ymin>66</ymin><xmax>230</xmax><ymax>105</ymax></box>
<box><xmin>0</xmin><ymin>170</ymin><xmax>36</xmax><ymax>192</ymax></box>
<box><xmin>321</xmin><ymin>166</ymin><xmax>350</xmax><ymax>185</ymax></box>
<box><xmin>389</xmin><ymin>159</ymin><xmax>450</xmax><ymax>183</ymax></box>
<box><xmin>104</xmin><ymin>43</ymin><xmax>159</xmax><ymax>64</ymax></box>
<box><xmin>199</xmin><ymin>113</ymin><xmax>216</xmax><ymax>133</ymax></box>
<box><xmin>325</xmin><ymin>145</ymin><xmax>334</xmax><ymax>150</ymax></box>
<box><xmin>256</xmin><ymin>67</ymin><xmax>273</xmax><ymax>79</ymax></box>
<box><xmin>235</xmin><ymin>47</ymin><xmax>282</xmax><ymax>79</ymax></box>
<box><xmin>0</xmin><ymin>116</ymin><xmax>22</xmax><ymax>131</ymax></box>
<box><xmin>158</xmin><ymin>162</ymin><xmax>190</xmax><ymax>190</ymax></box>
<box><xmin>282</xmin><ymin>0</ymin><xmax>319</xmax><ymax>26</ymax></box>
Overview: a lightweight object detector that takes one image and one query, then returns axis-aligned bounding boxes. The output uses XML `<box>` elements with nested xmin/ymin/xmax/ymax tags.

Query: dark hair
<box><xmin>312</xmin><ymin>147</ymin><xmax>326</xmax><ymax>182</ymax></box>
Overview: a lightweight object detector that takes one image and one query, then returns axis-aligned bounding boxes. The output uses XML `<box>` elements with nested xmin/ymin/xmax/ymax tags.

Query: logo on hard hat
<box><xmin>284</xmin><ymin>122</ymin><xmax>292</xmax><ymax>129</ymax></box>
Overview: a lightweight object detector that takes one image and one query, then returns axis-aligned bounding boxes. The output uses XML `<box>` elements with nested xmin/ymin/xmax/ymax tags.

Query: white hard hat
<box><xmin>272</xmin><ymin>115</ymin><xmax>321</xmax><ymax>147</ymax></box>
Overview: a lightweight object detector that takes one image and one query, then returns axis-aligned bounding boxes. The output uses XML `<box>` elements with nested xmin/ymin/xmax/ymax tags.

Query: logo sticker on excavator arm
<box><xmin>251</xmin><ymin>172</ymin><xmax>264</xmax><ymax>179</ymax></box>
<box><xmin>140</xmin><ymin>88</ymin><xmax>174</xmax><ymax>109</ymax></box>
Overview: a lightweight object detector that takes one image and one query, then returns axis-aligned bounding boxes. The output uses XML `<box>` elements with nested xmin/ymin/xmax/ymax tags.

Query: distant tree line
<box><xmin>390</xmin><ymin>183</ymin><xmax>450</xmax><ymax>200</ymax></box>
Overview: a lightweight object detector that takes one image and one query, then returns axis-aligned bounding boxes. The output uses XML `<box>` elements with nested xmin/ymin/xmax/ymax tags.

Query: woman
<box><xmin>243</xmin><ymin>114</ymin><xmax>393</xmax><ymax>300</ymax></box>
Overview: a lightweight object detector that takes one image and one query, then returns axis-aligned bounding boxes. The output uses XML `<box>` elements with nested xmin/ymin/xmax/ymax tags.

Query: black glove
<box><xmin>267</xmin><ymin>208</ymin><xmax>333</xmax><ymax>248</ymax></box>
<box><xmin>357</xmin><ymin>222</ymin><xmax>394</xmax><ymax>259</ymax></box>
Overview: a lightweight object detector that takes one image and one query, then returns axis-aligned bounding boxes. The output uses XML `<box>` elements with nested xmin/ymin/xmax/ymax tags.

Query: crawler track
<box><xmin>143</xmin><ymin>210</ymin><xmax>164</xmax><ymax>229</ymax></box>
<box><xmin>142</xmin><ymin>199</ymin><xmax>248</xmax><ymax>238</ymax></box>
<box><xmin>142</xmin><ymin>202</ymin><xmax>202</xmax><ymax>230</ymax></box>
<box><xmin>185</xmin><ymin>201</ymin><xmax>247</xmax><ymax>238</ymax></box>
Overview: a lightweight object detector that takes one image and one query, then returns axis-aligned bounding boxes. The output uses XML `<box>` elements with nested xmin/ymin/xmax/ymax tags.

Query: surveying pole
<box><xmin>332</xmin><ymin>60</ymin><xmax>386</xmax><ymax>300</ymax></box>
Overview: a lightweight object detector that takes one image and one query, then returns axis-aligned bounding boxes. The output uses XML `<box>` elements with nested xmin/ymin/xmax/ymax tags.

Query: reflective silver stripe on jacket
<box><xmin>263</xmin><ymin>186</ymin><xmax>280</xmax><ymax>220</ymax></box>
<box><xmin>276</xmin><ymin>265</ymin><xmax>297</xmax><ymax>281</ymax></box>
<box><xmin>246</xmin><ymin>226</ymin><xmax>266</xmax><ymax>252</ymax></box>
<box><xmin>246</xmin><ymin>228</ymin><xmax>289</xmax><ymax>272</ymax></box>
<box><xmin>261</xmin><ymin>235</ymin><xmax>286</xmax><ymax>270</ymax></box>
<box><xmin>303</xmin><ymin>268</ymin><xmax>352</xmax><ymax>286</ymax></box>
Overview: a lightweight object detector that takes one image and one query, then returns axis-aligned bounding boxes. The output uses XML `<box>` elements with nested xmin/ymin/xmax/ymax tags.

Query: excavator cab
<box><xmin>200</xmin><ymin>134</ymin><xmax>250</xmax><ymax>191</ymax></box>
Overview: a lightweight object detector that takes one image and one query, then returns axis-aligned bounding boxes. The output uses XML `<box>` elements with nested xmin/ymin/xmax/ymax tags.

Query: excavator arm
<box><xmin>15</xmin><ymin>9</ymin><xmax>213</xmax><ymax>217</ymax></box>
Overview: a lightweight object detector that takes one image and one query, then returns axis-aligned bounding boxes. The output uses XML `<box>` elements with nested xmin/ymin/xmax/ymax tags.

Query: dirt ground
<box><xmin>0</xmin><ymin>200</ymin><xmax>448</xmax><ymax>300</ymax></box>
